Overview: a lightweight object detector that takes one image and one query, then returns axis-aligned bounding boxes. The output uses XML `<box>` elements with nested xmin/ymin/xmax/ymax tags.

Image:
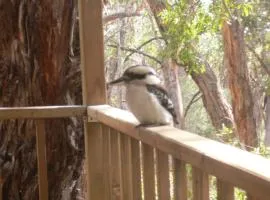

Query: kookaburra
<box><xmin>109</xmin><ymin>65</ymin><xmax>178</xmax><ymax>126</ymax></box>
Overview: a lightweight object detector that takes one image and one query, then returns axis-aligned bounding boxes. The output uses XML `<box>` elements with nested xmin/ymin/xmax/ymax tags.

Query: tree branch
<box><xmin>124</xmin><ymin>37</ymin><xmax>164</xmax><ymax>62</ymax></box>
<box><xmin>184</xmin><ymin>91</ymin><xmax>202</xmax><ymax>117</ymax></box>
<box><xmin>108</xmin><ymin>44</ymin><xmax>162</xmax><ymax>64</ymax></box>
<box><xmin>246</xmin><ymin>43</ymin><xmax>270</xmax><ymax>76</ymax></box>
<box><xmin>103</xmin><ymin>12</ymin><xmax>141</xmax><ymax>24</ymax></box>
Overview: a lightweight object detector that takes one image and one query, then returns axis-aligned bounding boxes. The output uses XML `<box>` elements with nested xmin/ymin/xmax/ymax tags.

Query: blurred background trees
<box><xmin>104</xmin><ymin>0</ymin><xmax>270</xmax><ymax>151</ymax></box>
<box><xmin>0</xmin><ymin>0</ymin><xmax>269</xmax><ymax>199</ymax></box>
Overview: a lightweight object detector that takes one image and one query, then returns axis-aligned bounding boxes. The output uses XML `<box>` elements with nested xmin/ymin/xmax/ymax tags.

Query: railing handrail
<box><xmin>1</xmin><ymin>105</ymin><xmax>270</xmax><ymax>199</ymax></box>
<box><xmin>88</xmin><ymin>104</ymin><xmax>270</xmax><ymax>199</ymax></box>
<box><xmin>0</xmin><ymin>105</ymin><xmax>88</xmax><ymax>200</ymax></box>
<box><xmin>0</xmin><ymin>105</ymin><xmax>87</xmax><ymax>119</ymax></box>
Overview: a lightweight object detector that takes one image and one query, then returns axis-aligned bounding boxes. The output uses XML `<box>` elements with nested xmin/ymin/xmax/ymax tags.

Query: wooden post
<box><xmin>119</xmin><ymin>135</ymin><xmax>133</xmax><ymax>199</ymax></box>
<box><xmin>0</xmin><ymin>179</ymin><xmax>3</xmax><ymax>200</ymax></box>
<box><xmin>35</xmin><ymin>120</ymin><xmax>48</xmax><ymax>200</ymax></box>
<box><xmin>78</xmin><ymin>0</ymin><xmax>106</xmax><ymax>105</ymax></box>
<box><xmin>142</xmin><ymin>144</ymin><xmax>155</xmax><ymax>200</ymax></box>
<box><xmin>157</xmin><ymin>150</ymin><xmax>170</xmax><ymax>200</ymax></box>
<box><xmin>78</xmin><ymin>0</ymin><xmax>107</xmax><ymax>199</ymax></box>
<box><xmin>131</xmin><ymin>139</ymin><xmax>142</xmax><ymax>200</ymax></box>
<box><xmin>109</xmin><ymin>129</ymin><xmax>121</xmax><ymax>200</ymax></box>
<box><xmin>192</xmin><ymin>167</ymin><xmax>209</xmax><ymax>200</ymax></box>
<box><xmin>102</xmin><ymin>125</ymin><xmax>111</xmax><ymax>200</ymax></box>
<box><xmin>217</xmin><ymin>180</ymin><xmax>234</xmax><ymax>200</ymax></box>
<box><xmin>173</xmin><ymin>159</ymin><xmax>187</xmax><ymax>200</ymax></box>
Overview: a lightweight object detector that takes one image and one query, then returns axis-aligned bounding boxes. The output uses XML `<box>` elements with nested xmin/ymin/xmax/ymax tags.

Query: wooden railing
<box><xmin>1</xmin><ymin>105</ymin><xmax>270</xmax><ymax>200</ymax></box>
<box><xmin>87</xmin><ymin>105</ymin><xmax>270</xmax><ymax>200</ymax></box>
<box><xmin>0</xmin><ymin>106</ymin><xmax>86</xmax><ymax>200</ymax></box>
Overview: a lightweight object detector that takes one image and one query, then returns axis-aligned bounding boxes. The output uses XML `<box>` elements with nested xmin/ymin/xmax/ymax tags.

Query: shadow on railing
<box><xmin>1</xmin><ymin>105</ymin><xmax>270</xmax><ymax>200</ymax></box>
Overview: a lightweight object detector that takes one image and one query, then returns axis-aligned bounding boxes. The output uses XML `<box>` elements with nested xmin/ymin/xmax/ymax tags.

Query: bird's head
<box><xmin>109</xmin><ymin>65</ymin><xmax>161</xmax><ymax>86</ymax></box>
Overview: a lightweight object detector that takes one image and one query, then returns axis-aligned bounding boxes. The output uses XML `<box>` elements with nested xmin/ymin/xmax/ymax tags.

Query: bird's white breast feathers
<box><xmin>125</xmin><ymin>84</ymin><xmax>173</xmax><ymax>125</ymax></box>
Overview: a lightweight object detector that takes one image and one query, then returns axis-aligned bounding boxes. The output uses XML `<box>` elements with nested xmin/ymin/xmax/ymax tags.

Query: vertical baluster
<box><xmin>110</xmin><ymin>129</ymin><xmax>121</xmax><ymax>200</ymax></box>
<box><xmin>247</xmin><ymin>193</ymin><xmax>259</xmax><ymax>200</ymax></box>
<box><xmin>119</xmin><ymin>134</ymin><xmax>133</xmax><ymax>200</ymax></box>
<box><xmin>192</xmin><ymin>166</ymin><xmax>209</xmax><ymax>200</ymax></box>
<box><xmin>217</xmin><ymin>179</ymin><xmax>234</xmax><ymax>200</ymax></box>
<box><xmin>0</xmin><ymin>175</ymin><xmax>3</xmax><ymax>200</ymax></box>
<box><xmin>142</xmin><ymin>143</ymin><xmax>155</xmax><ymax>200</ymax></box>
<box><xmin>131</xmin><ymin>139</ymin><xmax>142</xmax><ymax>199</ymax></box>
<box><xmin>173</xmin><ymin>159</ymin><xmax>187</xmax><ymax>200</ymax></box>
<box><xmin>156</xmin><ymin>150</ymin><xmax>170</xmax><ymax>200</ymax></box>
<box><xmin>102</xmin><ymin>125</ymin><xmax>111</xmax><ymax>200</ymax></box>
<box><xmin>35</xmin><ymin>120</ymin><xmax>48</xmax><ymax>200</ymax></box>
<box><xmin>85</xmin><ymin>122</ymin><xmax>104</xmax><ymax>199</ymax></box>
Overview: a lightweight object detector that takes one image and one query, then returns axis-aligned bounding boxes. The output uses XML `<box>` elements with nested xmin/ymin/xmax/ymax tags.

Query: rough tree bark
<box><xmin>146</xmin><ymin>0</ymin><xmax>234</xmax><ymax>130</ymax></box>
<box><xmin>222</xmin><ymin>20</ymin><xmax>258</xmax><ymax>148</ymax></box>
<box><xmin>191</xmin><ymin>62</ymin><xmax>234</xmax><ymax>129</ymax></box>
<box><xmin>0</xmin><ymin>1</ymin><xmax>84</xmax><ymax>199</ymax></box>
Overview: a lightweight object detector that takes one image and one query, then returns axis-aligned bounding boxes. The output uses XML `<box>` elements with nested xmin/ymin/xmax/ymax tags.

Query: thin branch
<box><xmin>124</xmin><ymin>37</ymin><xmax>164</xmax><ymax>62</ymax></box>
<box><xmin>184</xmin><ymin>91</ymin><xmax>202</xmax><ymax>117</ymax></box>
<box><xmin>246</xmin><ymin>43</ymin><xmax>270</xmax><ymax>76</ymax></box>
<box><xmin>108</xmin><ymin>44</ymin><xmax>162</xmax><ymax>64</ymax></box>
<box><xmin>103</xmin><ymin>12</ymin><xmax>141</xmax><ymax>24</ymax></box>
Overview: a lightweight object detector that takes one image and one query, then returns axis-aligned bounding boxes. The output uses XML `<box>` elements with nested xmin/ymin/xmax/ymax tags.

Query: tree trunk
<box><xmin>106</xmin><ymin>19</ymin><xmax>127</xmax><ymax>108</ymax></box>
<box><xmin>162</xmin><ymin>59</ymin><xmax>185</xmax><ymax>128</ymax></box>
<box><xmin>146</xmin><ymin>0</ymin><xmax>234</xmax><ymax>130</ymax></box>
<box><xmin>191</xmin><ymin>63</ymin><xmax>233</xmax><ymax>130</ymax></box>
<box><xmin>117</xmin><ymin>19</ymin><xmax>127</xmax><ymax>109</ymax></box>
<box><xmin>0</xmin><ymin>1</ymin><xmax>84</xmax><ymax>199</ymax></box>
<box><xmin>222</xmin><ymin>20</ymin><xmax>258</xmax><ymax>148</ymax></box>
<box><xmin>106</xmin><ymin>55</ymin><xmax>119</xmax><ymax>103</ymax></box>
<box><xmin>265</xmin><ymin>95</ymin><xmax>270</xmax><ymax>146</ymax></box>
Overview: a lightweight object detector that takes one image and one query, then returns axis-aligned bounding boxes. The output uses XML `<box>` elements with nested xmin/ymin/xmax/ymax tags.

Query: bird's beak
<box><xmin>108</xmin><ymin>76</ymin><xmax>126</xmax><ymax>85</ymax></box>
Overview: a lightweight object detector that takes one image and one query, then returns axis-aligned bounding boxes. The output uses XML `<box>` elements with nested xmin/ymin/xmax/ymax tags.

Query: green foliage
<box><xmin>159</xmin><ymin>0</ymin><xmax>218</xmax><ymax>73</ymax></box>
<box><xmin>216</xmin><ymin>125</ymin><xmax>235</xmax><ymax>142</ymax></box>
<box><xmin>235</xmin><ymin>188</ymin><xmax>247</xmax><ymax>200</ymax></box>
<box><xmin>237</xmin><ymin>2</ymin><xmax>253</xmax><ymax>17</ymax></box>
<box><xmin>209</xmin><ymin>176</ymin><xmax>217</xmax><ymax>200</ymax></box>
<box><xmin>209</xmin><ymin>0</ymin><xmax>254</xmax><ymax>21</ymax></box>
<box><xmin>158</xmin><ymin>0</ymin><xmax>257</xmax><ymax>74</ymax></box>
<box><xmin>253</xmin><ymin>142</ymin><xmax>270</xmax><ymax>158</ymax></box>
<box><xmin>266</xmin><ymin>80</ymin><xmax>270</xmax><ymax>95</ymax></box>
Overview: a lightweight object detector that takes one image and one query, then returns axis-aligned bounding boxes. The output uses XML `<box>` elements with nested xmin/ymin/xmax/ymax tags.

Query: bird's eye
<box><xmin>147</xmin><ymin>71</ymin><xmax>154</xmax><ymax>75</ymax></box>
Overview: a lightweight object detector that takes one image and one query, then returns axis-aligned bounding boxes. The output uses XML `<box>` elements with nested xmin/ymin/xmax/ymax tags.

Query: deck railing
<box><xmin>0</xmin><ymin>106</ymin><xmax>86</xmax><ymax>200</ymax></box>
<box><xmin>1</xmin><ymin>105</ymin><xmax>270</xmax><ymax>200</ymax></box>
<box><xmin>87</xmin><ymin>105</ymin><xmax>270</xmax><ymax>200</ymax></box>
